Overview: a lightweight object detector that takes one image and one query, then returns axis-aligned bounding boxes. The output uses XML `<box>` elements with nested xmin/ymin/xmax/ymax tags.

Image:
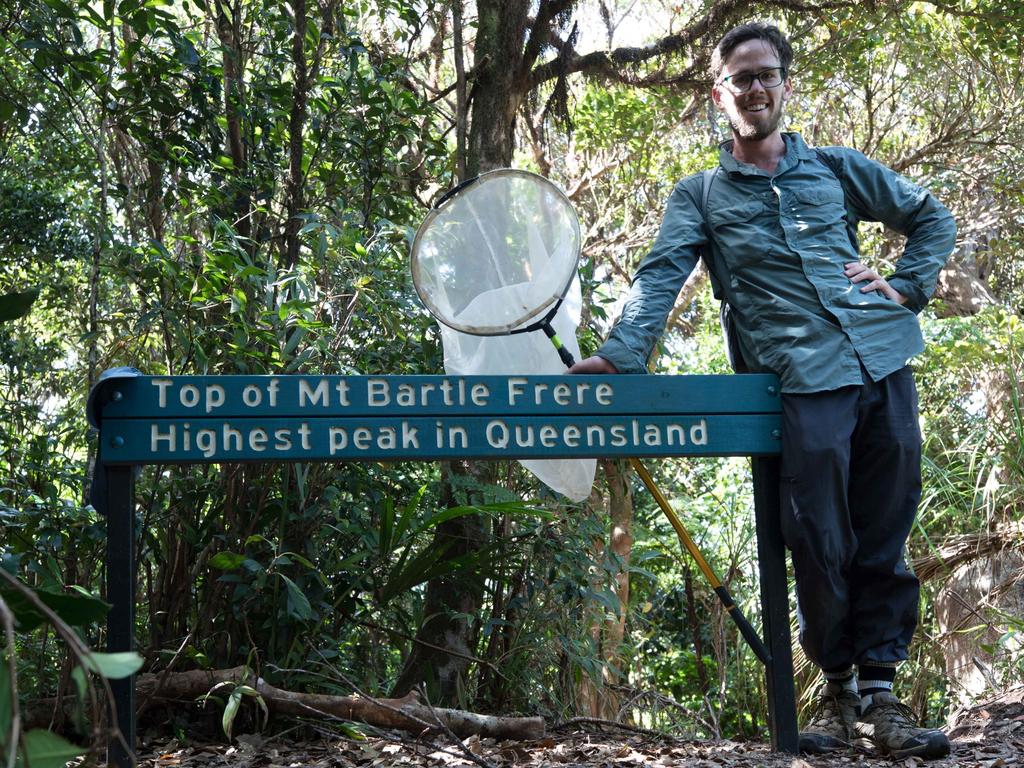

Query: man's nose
<box><xmin>748</xmin><ymin>76</ymin><xmax>768</xmax><ymax>95</ymax></box>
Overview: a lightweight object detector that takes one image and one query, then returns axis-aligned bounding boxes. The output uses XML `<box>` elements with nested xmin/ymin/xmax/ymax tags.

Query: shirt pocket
<box><xmin>790</xmin><ymin>185</ymin><xmax>847</xmax><ymax>234</ymax></box>
<box><xmin>708</xmin><ymin>199</ymin><xmax>765</xmax><ymax>269</ymax></box>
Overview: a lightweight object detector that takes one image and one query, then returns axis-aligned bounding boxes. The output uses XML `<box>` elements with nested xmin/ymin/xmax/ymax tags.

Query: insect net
<box><xmin>411</xmin><ymin>170</ymin><xmax>595</xmax><ymax>500</ymax></box>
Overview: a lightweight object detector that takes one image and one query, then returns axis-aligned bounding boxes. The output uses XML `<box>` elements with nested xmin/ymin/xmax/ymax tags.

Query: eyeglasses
<box><xmin>718</xmin><ymin>67</ymin><xmax>787</xmax><ymax>93</ymax></box>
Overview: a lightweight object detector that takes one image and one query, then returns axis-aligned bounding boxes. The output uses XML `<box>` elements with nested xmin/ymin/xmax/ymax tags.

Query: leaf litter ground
<box><xmin>127</xmin><ymin>686</ymin><xmax>1023</xmax><ymax>768</ymax></box>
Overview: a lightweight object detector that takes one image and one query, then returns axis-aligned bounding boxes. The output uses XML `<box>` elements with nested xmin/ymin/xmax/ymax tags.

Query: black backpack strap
<box><xmin>693</xmin><ymin>167</ymin><xmax>724</xmax><ymax>302</ymax></box>
<box><xmin>695</xmin><ymin>166</ymin><xmax>748</xmax><ymax>374</ymax></box>
<box><xmin>700</xmin><ymin>167</ymin><xmax>718</xmax><ymax>216</ymax></box>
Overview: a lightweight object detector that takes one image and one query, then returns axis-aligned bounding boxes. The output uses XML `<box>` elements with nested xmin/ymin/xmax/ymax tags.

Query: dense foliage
<box><xmin>1</xmin><ymin>0</ymin><xmax>1023</xmax><ymax>760</ymax></box>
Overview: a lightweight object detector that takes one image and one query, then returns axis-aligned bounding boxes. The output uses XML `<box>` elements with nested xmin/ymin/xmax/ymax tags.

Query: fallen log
<box><xmin>136</xmin><ymin>666</ymin><xmax>545</xmax><ymax>741</ymax></box>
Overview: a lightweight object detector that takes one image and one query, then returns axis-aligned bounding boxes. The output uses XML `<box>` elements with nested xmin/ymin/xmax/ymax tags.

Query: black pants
<box><xmin>779</xmin><ymin>366</ymin><xmax>921</xmax><ymax>671</ymax></box>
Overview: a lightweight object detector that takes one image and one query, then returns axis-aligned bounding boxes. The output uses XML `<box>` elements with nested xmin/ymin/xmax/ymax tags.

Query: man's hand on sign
<box><xmin>568</xmin><ymin>355</ymin><xmax>620</xmax><ymax>375</ymax></box>
<box><xmin>844</xmin><ymin>262</ymin><xmax>907</xmax><ymax>305</ymax></box>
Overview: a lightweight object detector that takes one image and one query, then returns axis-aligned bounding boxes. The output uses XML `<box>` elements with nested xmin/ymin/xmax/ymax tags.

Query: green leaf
<box><xmin>376</xmin><ymin>540</ymin><xmax>476</xmax><ymax>605</ymax></box>
<box><xmin>275</xmin><ymin>552</ymin><xmax>315</xmax><ymax>569</ymax></box>
<box><xmin>70</xmin><ymin>666</ymin><xmax>87</xmax><ymax>701</ymax></box>
<box><xmin>19</xmin><ymin>729</ymin><xmax>85</xmax><ymax>768</ymax></box>
<box><xmin>277</xmin><ymin>574</ymin><xmax>313</xmax><ymax>621</ymax></box>
<box><xmin>336</xmin><ymin>722</ymin><xmax>366</xmax><ymax>740</ymax></box>
<box><xmin>209</xmin><ymin>552</ymin><xmax>247</xmax><ymax>570</ymax></box>
<box><xmin>44</xmin><ymin>590</ymin><xmax>110</xmax><ymax>625</ymax></box>
<box><xmin>219</xmin><ymin>682</ymin><xmax>269</xmax><ymax>741</ymax></box>
<box><xmin>390</xmin><ymin>485</ymin><xmax>426</xmax><ymax>550</ymax></box>
<box><xmin>41</xmin><ymin>0</ymin><xmax>76</xmax><ymax>18</ymax></box>
<box><xmin>412</xmin><ymin>504</ymin><xmax>494</xmax><ymax>537</ymax></box>
<box><xmin>222</xmin><ymin>688</ymin><xmax>241</xmax><ymax>741</ymax></box>
<box><xmin>68</xmin><ymin>666</ymin><xmax>89</xmax><ymax>734</ymax></box>
<box><xmin>631</xmin><ymin>550</ymin><xmax>665</xmax><ymax>565</ymax></box>
<box><xmin>81</xmin><ymin>652</ymin><xmax>144</xmax><ymax>679</ymax></box>
<box><xmin>378</xmin><ymin>497</ymin><xmax>394</xmax><ymax>556</ymax></box>
<box><xmin>0</xmin><ymin>586</ymin><xmax>109</xmax><ymax>631</ymax></box>
<box><xmin>0</xmin><ymin>290</ymin><xmax>39</xmax><ymax>322</ymax></box>
<box><xmin>626</xmin><ymin>564</ymin><xmax>657</xmax><ymax>580</ymax></box>
<box><xmin>282</xmin><ymin>326</ymin><xmax>306</xmax><ymax>357</ymax></box>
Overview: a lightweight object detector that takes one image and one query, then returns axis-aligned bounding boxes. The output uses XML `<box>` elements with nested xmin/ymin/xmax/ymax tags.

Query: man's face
<box><xmin>711</xmin><ymin>39</ymin><xmax>792</xmax><ymax>141</ymax></box>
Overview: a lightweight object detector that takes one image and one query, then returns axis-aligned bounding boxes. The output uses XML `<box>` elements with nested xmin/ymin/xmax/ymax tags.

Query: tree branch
<box><xmin>452</xmin><ymin>0</ymin><xmax>468</xmax><ymax>180</ymax></box>
<box><xmin>519</xmin><ymin>0</ymin><xmax>578</xmax><ymax>83</ymax></box>
<box><xmin>283</xmin><ymin>0</ymin><xmax>309</xmax><ymax>271</ymax></box>
<box><xmin>135</xmin><ymin>667</ymin><xmax>545</xmax><ymax>740</ymax></box>
<box><xmin>528</xmin><ymin>0</ymin><xmax>864</xmax><ymax>88</ymax></box>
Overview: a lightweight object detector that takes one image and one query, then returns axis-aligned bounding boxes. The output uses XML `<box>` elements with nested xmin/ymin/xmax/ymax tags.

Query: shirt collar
<box><xmin>718</xmin><ymin>132</ymin><xmax>814</xmax><ymax>176</ymax></box>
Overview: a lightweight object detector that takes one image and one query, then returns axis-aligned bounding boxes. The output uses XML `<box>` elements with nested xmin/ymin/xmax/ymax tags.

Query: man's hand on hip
<box><xmin>568</xmin><ymin>355</ymin><xmax>619</xmax><ymax>375</ymax></box>
<box><xmin>844</xmin><ymin>262</ymin><xmax>907</xmax><ymax>304</ymax></box>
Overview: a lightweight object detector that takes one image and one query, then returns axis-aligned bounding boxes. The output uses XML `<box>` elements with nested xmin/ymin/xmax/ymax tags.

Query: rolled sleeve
<box><xmin>885</xmin><ymin>276</ymin><xmax>928</xmax><ymax>314</ymax></box>
<box><xmin>829</xmin><ymin>148</ymin><xmax>957</xmax><ymax>314</ymax></box>
<box><xmin>596</xmin><ymin>330</ymin><xmax>652</xmax><ymax>374</ymax></box>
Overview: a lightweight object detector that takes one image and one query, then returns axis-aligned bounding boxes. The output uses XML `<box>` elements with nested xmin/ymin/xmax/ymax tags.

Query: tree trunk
<box><xmin>577</xmin><ymin>488</ymin><xmax>607</xmax><ymax>718</ymax></box>
<box><xmin>601</xmin><ymin>458</ymin><xmax>632</xmax><ymax>692</ymax></box>
<box><xmin>391</xmin><ymin>461</ymin><xmax>492</xmax><ymax>704</ymax></box>
<box><xmin>209</xmin><ymin>0</ymin><xmax>251</xmax><ymax>242</ymax></box>
<box><xmin>283</xmin><ymin>0</ymin><xmax>308</xmax><ymax>271</ymax></box>
<box><xmin>394</xmin><ymin>0</ymin><xmax>533</xmax><ymax>706</ymax></box>
<box><xmin>466</xmin><ymin>0</ymin><xmax>529</xmax><ymax>176</ymax></box>
<box><xmin>578</xmin><ymin>460</ymin><xmax>633</xmax><ymax>720</ymax></box>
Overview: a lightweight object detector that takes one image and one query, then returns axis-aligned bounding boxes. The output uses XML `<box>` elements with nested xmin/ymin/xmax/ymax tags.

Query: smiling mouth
<box><xmin>744</xmin><ymin>103</ymin><xmax>768</xmax><ymax>113</ymax></box>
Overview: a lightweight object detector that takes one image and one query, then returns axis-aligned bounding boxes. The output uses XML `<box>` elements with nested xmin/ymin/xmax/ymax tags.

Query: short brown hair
<box><xmin>710</xmin><ymin>22</ymin><xmax>793</xmax><ymax>81</ymax></box>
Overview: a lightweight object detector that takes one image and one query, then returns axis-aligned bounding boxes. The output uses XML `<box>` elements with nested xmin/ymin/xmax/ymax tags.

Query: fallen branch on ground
<box><xmin>135</xmin><ymin>666</ymin><xmax>545</xmax><ymax>741</ymax></box>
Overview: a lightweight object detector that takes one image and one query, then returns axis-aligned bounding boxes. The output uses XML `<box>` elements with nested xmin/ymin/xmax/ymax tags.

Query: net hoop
<box><xmin>410</xmin><ymin>168</ymin><xmax>581</xmax><ymax>336</ymax></box>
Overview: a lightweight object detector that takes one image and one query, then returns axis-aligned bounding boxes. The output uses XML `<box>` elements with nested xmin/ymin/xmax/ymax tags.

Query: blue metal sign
<box><xmin>95</xmin><ymin>374</ymin><xmax>781</xmax><ymax>418</ymax></box>
<box><xmin>92</xmin><ymin>374</ymin><xmax>782</xmax><ymax>463</ymax></box>
<box><xmin>101</xmin><ymin>414</ymin><xmax>781</xmax><ymax>463</ymax></box>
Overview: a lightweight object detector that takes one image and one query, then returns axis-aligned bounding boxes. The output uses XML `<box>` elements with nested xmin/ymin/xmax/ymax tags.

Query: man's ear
<box><xmin>781</xmin><ymin>78</ymin><xmax>793</xmax><ymax>102</ymax></box>
<box><xmin>711</xmin><ymin>85</ymin><xmax>724</xmax><ymax>108</ymax></box>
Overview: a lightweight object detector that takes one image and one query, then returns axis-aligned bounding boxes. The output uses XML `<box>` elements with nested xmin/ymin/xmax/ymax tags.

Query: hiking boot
<box><xmin>856</xmin><ymin>692</ymin><xmax>951</xmax><ymax>759</ymax></box>
<box><xmin>798</xmin><ymin>682</ymin><xmax>859</xmax><ymax>754</ymax></box>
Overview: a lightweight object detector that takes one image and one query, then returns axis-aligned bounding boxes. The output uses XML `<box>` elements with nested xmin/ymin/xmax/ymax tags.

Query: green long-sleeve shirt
<box><xmin>596</xmin><ymin>133</ymin><xmax>957</xmax><ymax>393</ymax></box>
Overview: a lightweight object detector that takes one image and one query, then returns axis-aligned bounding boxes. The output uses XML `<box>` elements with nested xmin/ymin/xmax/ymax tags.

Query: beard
<box><xmin>727</xmin><ymin>100</ymin><xmax>784</xmax><ymax>141</ymax></box>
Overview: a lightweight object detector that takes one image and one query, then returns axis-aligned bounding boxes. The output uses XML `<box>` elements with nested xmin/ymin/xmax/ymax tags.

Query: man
<box><xmin>569</xmin><ymin>22</ymin><xmax>956</xmax><ymax>759</ymax></box>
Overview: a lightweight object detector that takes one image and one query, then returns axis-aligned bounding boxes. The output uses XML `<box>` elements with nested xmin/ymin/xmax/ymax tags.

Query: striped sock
<box><xmin>858</xmin><ymin>663</ymin><xmax>896</xmax><ymax>709</ymax></box>
<box><xmin>823</xmin><ymin>665</ymin><xmax>858</xmax><ymax>696</ymax></box>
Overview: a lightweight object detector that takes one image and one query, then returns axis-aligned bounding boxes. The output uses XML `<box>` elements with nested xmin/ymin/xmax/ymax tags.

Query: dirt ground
<box><xmin>130</xmin><ymin>687</ymin><xmax>1024</xmax><ymax>768</ymax></box>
